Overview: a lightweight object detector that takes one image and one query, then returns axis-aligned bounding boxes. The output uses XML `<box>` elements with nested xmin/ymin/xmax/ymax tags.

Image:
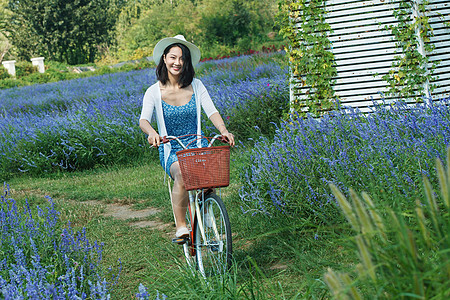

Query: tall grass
<box><xmin>135</xmin><ymin>255</ymin><xmax>304</xmax><ymax>299</ymax></box>
<box><xmin>326</xmin><ymin>147</ymin><xmax>450</xmax><ymax>299</ymax></box>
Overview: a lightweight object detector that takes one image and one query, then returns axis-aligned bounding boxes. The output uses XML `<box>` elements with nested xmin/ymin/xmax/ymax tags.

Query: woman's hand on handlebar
<box><xmin>221</xmin><ymin>131</ymin><xmax>235</xmax><ymax>147</ymax></box>
<box><xmin>147</xmin><ymin>132</ymin><xmax>162</xmax><ymax>147</ymax></box>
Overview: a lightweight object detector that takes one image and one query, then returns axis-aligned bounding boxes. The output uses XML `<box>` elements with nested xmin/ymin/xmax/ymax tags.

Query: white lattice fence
<box><xmin>291</xmin><ymin>0</ymin><xmax>450</xmax><ymax>112</ymax></box>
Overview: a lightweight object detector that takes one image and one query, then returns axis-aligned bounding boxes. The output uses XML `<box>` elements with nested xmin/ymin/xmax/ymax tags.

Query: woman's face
<box><xmin>163</xmin><ymin>46</ymin><xmax>183</xmax><ymax>77</ymax></box>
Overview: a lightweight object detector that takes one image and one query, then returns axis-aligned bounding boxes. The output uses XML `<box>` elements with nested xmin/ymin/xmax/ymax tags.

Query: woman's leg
<box><xmin>170</xmin><ymin>161</ymin><xmax>189</xmax><ymax>230</ymax></box>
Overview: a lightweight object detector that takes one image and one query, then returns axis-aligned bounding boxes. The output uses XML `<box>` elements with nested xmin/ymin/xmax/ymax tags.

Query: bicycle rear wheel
<box><xmin>194</xmin><ymin>192</ymin><xmax>232</xmax><ymax>277</ymax></box>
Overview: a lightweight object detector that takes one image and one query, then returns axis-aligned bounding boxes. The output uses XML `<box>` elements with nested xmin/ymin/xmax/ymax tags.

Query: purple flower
<box><xmin>0</xmin><ymin>187</ymin><xmax>119</xmax><ymax>298</ymax></box>
<box><xmin>239</xmin><ymin>98</ymin><xmax>450</xmax><ymax>221</ymax></box>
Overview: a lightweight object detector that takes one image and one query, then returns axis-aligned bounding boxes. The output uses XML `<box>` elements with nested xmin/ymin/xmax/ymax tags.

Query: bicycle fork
<box><xmin>193</xmin><ymin>191</ymin><xmax>224</xmax><ymax>253</ymax></box>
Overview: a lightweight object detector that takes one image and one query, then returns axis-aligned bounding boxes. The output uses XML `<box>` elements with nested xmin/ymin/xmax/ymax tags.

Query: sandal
<box><xmin>175</xmin><ymin>226</ymin><xmax>189</xmax><ymax>238</ymax></box>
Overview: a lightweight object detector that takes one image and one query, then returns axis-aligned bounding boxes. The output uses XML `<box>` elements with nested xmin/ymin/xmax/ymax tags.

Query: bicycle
<box><xmin>161</xmin><ymin>134</ymin><xmax>232</xmax><ymax>278</ymax></box>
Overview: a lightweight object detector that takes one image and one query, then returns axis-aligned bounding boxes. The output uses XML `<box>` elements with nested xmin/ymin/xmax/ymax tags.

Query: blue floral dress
<box><xmin>158</xmin><ymin>93</ymin><xmax>207</xmax><ymax>177</ymax></box>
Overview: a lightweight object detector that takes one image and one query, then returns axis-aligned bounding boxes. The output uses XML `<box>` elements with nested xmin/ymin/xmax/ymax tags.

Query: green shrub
<box><xmin>227</xmin><ymin>83</ymin><xmax>290</xmax><ymax>140</ymax></box>
<box><xmin>326</xmin><ymin>148</ymin><xmax>450</xmax><ymax>299</ymax></box>
<box><xmin>201</xmin><ymin>0</ymin><xmax>251</xmax><ymax>46</ymax></box>
<box><xmin>0</xmin><ymin>65</ymin><xmax>11</xmax><ymax>79</ymax></box>
<box><xmin>0</xmin><ymin>77</ymin><xmax>20</xmax><ymax>89</ymax></box>
<box><xmin>15</xmin><ymin>61</ymin><xmax>38</xmax><ymax>78</ymax></box>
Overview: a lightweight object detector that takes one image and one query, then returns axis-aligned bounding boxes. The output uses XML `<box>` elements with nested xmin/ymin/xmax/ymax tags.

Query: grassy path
<box><xmin>6</xmin><ymin>155</ymin><xmax>355</xmax><ymax>299</ymax></box>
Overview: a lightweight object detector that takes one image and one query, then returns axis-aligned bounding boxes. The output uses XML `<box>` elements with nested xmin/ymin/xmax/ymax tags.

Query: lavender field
<box><xmin>240</xmin><ymin>99</ymin><xmax>450</xmax><ymax>222</ymax></box>
<box><xmin>2</xmin><ymin>51</ymin><xmax>450</xmax><ymax>298</ymax></box>
<box><xmin>0</xmin><ymin>52</ymin><xmax>289</xmax><ymax>178</ymax></box>
<box><xmin>0</xmin><ymin>52</ymin><xmax>290</xmax><ymax>298</ymax></box>
<box><xmin>2</xmin><ymin>50</ymin><xmax>450</xmax><ymax>220</ymax></box>
<box><xmin>0</xmin><ymin>185</ymin><xmax>121</xmax><ymax>298</ymax></box>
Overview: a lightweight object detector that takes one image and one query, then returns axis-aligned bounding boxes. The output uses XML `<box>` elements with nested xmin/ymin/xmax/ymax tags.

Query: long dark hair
<box><xmin>156</xmin><ymin>43</ymin><xmax>195</xmax><ymax>88</ymax></box>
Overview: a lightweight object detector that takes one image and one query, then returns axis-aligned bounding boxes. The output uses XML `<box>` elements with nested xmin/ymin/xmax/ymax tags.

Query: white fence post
<box><xmin>1</xmin><ymin>60</ymin><xmax>16</xmax><ymax>77</ymax></box>
<box><xmin>31</xmin><ymin>57</ymin><xmax>45</xmax><ymax>73</ymax></box>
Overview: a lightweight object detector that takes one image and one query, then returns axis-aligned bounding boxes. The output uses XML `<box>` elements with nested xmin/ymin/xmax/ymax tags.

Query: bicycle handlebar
<box><xmin>161</xmin><ymin>134</ymin><xmax>229</xmax><ymax>150</ymax></box>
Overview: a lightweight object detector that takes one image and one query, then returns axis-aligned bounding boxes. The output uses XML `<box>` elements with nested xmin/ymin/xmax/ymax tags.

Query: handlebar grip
<box><xmin>161</xmin><ymin>136</ymin><xmax>170</xmax><ymax>144</ymax></box>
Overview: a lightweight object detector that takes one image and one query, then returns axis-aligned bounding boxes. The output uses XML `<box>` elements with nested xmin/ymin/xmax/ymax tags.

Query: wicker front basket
<box><xmin>176</xmin><ymin>145</ymin><xmax>230</xmax><ymax>191</ymax></box>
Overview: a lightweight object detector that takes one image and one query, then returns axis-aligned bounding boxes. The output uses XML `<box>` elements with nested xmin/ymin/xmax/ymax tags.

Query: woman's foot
<box><xmin>175</xmin><ymin>226</ymin><xmax>189</xmax><ymax>238</ymax></box>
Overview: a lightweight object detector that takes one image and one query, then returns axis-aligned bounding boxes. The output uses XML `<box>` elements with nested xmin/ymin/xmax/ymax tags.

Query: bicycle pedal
<box><xmin>209</xmin><ymin>241</ymin><xmax>220</xmax><ymax>252</ymax></box>
<box><xmin>172</xmin><ymin>237</ymin><xmax>188</xmax><ymax>245</ymax></box>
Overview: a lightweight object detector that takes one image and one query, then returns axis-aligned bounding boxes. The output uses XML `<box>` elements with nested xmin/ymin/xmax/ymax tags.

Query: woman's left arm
<box><xmin>209</xmin><ymin>112</ymin><xmax>235</xmax><ymax>146</ymax></box>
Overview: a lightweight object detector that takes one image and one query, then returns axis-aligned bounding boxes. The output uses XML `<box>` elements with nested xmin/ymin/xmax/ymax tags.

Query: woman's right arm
<box><xmin>140</xmin><ymin>85</ymin><xmax>162</xmax><ymax>147</ymax></box>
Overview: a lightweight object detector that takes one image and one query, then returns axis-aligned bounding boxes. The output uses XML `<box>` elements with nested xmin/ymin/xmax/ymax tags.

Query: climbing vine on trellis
<box><xmin>383</xmin><ymin>0</ymin><xmax>437</xmax><ymax>100</ymax></box>
<box><xmin>278</xmin><ymin>0</ymin><xmax>336</xmax><ymax>116</ymax></box>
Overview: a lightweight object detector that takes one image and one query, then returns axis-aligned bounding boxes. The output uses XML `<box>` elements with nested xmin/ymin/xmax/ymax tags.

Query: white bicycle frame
<box><xmin>165</xmin><ymin>134</ymin><xmax>224</xmax><ymax>250</ymax></box>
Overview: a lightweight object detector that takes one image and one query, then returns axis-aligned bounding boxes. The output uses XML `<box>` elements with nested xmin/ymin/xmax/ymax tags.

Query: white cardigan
<box><xmin>140</xmin><ymin>78</ymin><xmax>218</xmax><ymax>170</ymax></box>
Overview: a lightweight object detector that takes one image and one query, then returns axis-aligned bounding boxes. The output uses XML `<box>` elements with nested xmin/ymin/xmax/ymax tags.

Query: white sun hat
<box><xmin>153</xmin><ymin>35</ymin><xmax>201</xmax><ymax>66</ymax></box>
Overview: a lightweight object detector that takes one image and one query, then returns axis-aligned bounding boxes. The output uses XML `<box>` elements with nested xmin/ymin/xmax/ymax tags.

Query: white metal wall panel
<box><xmin>426</xmin><ymin>0</ymin><xmax>450</xmax><ymax>99</ymax></box>
<box><xmin>291</xmin><ymin>0</ymin><xmax>450</xmax><ymax>112</ymax></box>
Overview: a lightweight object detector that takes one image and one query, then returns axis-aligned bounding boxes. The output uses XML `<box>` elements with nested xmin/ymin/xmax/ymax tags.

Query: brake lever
<box><xmin>149</xmin><ymin>136</ymin><xmax>166</xmax><ymax>148</ymax></box>
<box><xmin>218</xmin><ymin>135</ymin><xmax>229</xmax><ymax>143</ymax></box>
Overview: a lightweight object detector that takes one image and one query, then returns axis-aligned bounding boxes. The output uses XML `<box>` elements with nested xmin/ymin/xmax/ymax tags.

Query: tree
<box><xmin>6</xmin><ymin>0</ymin><xmax>124</xmax><ymax>64</ymax></box>
<box><xmin>0</xmin><ymin>0</ymin><xmax>12</xmax><ymax>62</ymax></box>
<box><xmin>200</xmin><ymin>0</ymin><xmax>251</xmax><ymax>46</ymax></box>
<box><xmin>115</xmin><ymin>0</ymin><xmax>200</xmax><ymax>60</ymax></box>
<box><xmin>113</xmin><ymin>0</ymin><xmax>281</xmax><ymax>61</ymax></box>
<box><xmin>0</xmin><ymin>0</ymin><xmax>8</xmax><ymax>32</ymax></box>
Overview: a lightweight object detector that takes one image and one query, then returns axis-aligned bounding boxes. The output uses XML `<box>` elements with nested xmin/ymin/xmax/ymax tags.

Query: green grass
<box><xmin>6</xmin><ymin>150</ymin><xmax>356</xmax><ymax>299</ymax></box>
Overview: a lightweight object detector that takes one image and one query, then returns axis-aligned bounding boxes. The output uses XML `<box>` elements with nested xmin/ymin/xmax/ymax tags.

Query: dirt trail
<box><xmin>12</xmin><ymin>188</ymin><xmax>169</xmax><ymax>229</ymax></box>
<box><xmin>103</xmin><ymin>203</ymin><xmax>165</xmax><ymax>228</ymax></box>
<box><xmin>81</xmin><ymin>200</ymin><xmax>168</xmax><ymax>229</ymax></box>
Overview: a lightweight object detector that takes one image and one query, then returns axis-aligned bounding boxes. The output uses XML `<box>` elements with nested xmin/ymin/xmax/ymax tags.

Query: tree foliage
<box><xmin>200</xmin><ymin>0</ymin><xmax>251</xmax><ymax>46</ymax></box>
<box><xmin>0</xmin><ymin>0</ymin><xmax>12</xmax><ymax>60</ymax></box>
<box><xmin>4</xmin><ymin>0</ymin><xmax>281</xmax><ymax>64</ymax></box>
<box><xmin>113</xmin><ymin>0</ymin><xmax>280</xmax><ymax>60</ymax></box>
<box><xmin>115</xmin><ymin>0</ymin><xmax>199</xmax><ymax>59</ymax></box>
<box><xmin>6</xmin><ymin>0</ymin><xmax>124</xmax><ymax>64</ymax></box>
<box><xmin>0</xmin><ymin>0</ymin><xmax>9</xmax><ymax>32</ymax></box>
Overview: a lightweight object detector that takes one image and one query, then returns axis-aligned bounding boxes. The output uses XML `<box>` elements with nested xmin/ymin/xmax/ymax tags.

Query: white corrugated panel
<box><xmin>291</xmin><ymin>0</ymin><xmax>450</xmax><ymax>111</ymax></box>
<box><xmin>426</xmin><ymin>0</ymin><xmax>450</xmax><ymax>99</ymax></box>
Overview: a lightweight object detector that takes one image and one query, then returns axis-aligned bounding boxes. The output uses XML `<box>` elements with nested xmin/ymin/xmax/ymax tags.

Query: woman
<box><xmin>139</xmin><ymin>35</ymin><xmax>235</xmax><ymax>238</ymax></box>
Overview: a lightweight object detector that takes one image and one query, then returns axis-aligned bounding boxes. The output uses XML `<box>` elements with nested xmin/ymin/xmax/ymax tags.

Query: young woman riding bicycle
<box><xmin>138</xmin><ymin>35</ymin><xmax>235</xmax><ymax>239</ymax></box>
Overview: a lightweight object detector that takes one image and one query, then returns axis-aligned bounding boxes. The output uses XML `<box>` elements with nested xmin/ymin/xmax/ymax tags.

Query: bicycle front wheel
<box><xmin>194</xmin><ymin>192</ymin><xmax>232</xmax><ymax>277</ymax></box>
